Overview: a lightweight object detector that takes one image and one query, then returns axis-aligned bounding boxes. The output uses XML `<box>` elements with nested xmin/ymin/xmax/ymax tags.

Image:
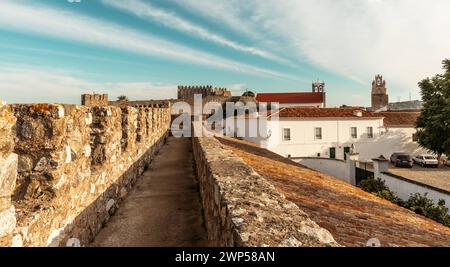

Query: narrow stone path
<box><xmin>91</xmin><ymin>137</ymin><xmax>207</xmax><ymax>247</ymax></box>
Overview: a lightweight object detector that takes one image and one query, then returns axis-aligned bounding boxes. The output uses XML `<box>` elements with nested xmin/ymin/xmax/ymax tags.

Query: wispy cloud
<box><xmin>171</xmin><ymin>0</ymin><xmax>259</xmax><ymax>40</ymax></box>
<box><xmin>0</xmin><ymin>0</ymin><xmax>294</xmax><ymax>81</ymax></box>
<box><xmin>0</xmin><ymin>64</ymin><xmax>177</xmax><ymax>104</ymax></box>
<box><xmin>174</xmin><ymin>0</ymin><xmax>450</xmax><ymax>98</ymax></box>
<box><xmin>101</xmin><ymin>0</ymin><xmax>291</xmax><ymax>65</ymax></box>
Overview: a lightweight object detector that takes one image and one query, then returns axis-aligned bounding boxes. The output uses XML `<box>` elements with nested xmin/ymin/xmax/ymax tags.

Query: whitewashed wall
<box><xmin>267</xmin><ymin>118</ymin><xmax>384</xmax><ymax>160</ymax></box>
<box><xmin>294</xmin><ymin>158</ymin><xmax>351</xmax><ymax>184</ymax></box>
<box><xmin>227</xmin><ymin>118</ymin><xmax>428</xmax><ymax>163</ymax></box>
<box><xmin>359</xmin><ymin>127</ymin><xmax>429</xmax><ymax>160</ymax></box>
<box><xmin>379</xmin><ymin>172</ymin><xmax>450</xmax><ymax>210</ymax></box>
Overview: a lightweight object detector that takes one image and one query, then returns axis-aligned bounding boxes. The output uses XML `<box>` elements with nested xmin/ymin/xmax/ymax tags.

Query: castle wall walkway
<box><xmin>91</xmin><ymin>137</ymin><xmax>207</xmax><ymax>247</ymax></box>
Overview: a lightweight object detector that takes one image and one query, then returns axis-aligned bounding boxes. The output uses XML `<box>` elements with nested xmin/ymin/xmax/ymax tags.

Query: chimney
<box><xmin>353</xmin><ymin>110</ymin><xmax>363</xmax><ymax>117</ymax></box>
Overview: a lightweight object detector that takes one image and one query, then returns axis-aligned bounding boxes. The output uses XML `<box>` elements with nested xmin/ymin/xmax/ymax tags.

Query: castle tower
<box><xmin>371</xmin><ymin>75</ymin><xmax>389</xmax><ymax>111</ymax></box>
<box><xmin>81</xmin><ymin>93</ymin><xmax>108</xmax><ymax>106</ymax></box>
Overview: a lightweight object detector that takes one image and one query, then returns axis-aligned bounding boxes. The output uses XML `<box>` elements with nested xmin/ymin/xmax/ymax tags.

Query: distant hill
<box><xmin>388</xmin><ymin>100</ymin><xmax>423</xmax><ymax>111</ymax></box>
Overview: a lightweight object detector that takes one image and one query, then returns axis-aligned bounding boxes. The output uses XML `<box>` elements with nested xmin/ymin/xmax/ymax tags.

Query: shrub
<box><xmin>404</xmin><ymin>193</ymin><xmax>450</xmax><ymax>227</ymax></box>
<box><xmin>358</xmin><ymin>177</ymin><xmax>450</xmax><ymax>227</ymax></box>
<box><xmin>358</xmin><ymin>177</ymin><xmax>404</xmax><ymax>205</ymax></box>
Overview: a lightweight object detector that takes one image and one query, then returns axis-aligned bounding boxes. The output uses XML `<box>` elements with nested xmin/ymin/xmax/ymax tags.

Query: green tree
<box><xmin>117</xmin><ymin>95</ymin><xmax>129</xmax><ymax>102</ymax></box>
<box><xmin>415</xmin><ymin>59</ymin><xmax>450</xmax><ymax>162</ymax></box>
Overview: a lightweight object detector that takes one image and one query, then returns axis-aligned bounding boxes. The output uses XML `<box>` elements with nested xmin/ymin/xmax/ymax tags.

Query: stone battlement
<box><xmin>0</xmin><ymin>103</ymin><xmax>171</xmax><ymax>246</ymax></box>
<box><xmin>177</xmin><ymin>85</ymin><xmax>231</xmax><ymax>99</ymax></box>
<box><xmin>81</xmin><ymin>93</ymin><xmax>109</xmax><ymax>107</ymax></box>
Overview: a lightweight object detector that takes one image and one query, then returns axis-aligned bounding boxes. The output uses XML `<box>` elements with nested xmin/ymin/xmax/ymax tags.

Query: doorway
<box><xmin>344</xmin><ymin>146</ymin><xmax>350</xmax><ymax>160</ymax></box>
<box><xmin>329</xmin><ymin>147</ymin><xmax>336</xmax><ymax>159</ymax></box>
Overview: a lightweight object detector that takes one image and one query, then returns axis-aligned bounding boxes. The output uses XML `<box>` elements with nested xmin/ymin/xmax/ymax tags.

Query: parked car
<box><xmin>390</xmin><ymin>153</ymin><xmax>411</xmax><ymax>164</ymax></box>
<box><xmin>413</xmin><ymin>155</ymin><xmax>439</xmax><ymax>167</ymax></box>
<box><xmin>390</xmin><ymin>153</ymin><xmax>413</xmax><ymax>168</ymax></box>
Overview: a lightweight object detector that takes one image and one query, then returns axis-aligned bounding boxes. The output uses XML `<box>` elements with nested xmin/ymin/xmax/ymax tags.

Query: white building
<box><xmin>229</xmin><ymin>107</ymin><xmax>427</xmax><ymax>161</ymax></box>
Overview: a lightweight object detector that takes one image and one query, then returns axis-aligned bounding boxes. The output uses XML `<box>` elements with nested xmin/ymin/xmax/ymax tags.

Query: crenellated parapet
<box><xmin>177</xmin><ymin>85</ymin><xmax>231</xmax><ymax>99</ymax></box>
<box><xmin>0</xmin><ymin>102</ymin><xmax>171</xmax><ymax>247</ymax></box>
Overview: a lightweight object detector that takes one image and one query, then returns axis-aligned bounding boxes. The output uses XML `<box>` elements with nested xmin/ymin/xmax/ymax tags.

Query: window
<box><xmin>412</xmin><ymin>133</ymin><xmax>418</xmax><ymax>142</ymax></box>
<box><xmin>351</xmin><ymin>127</ymin><xmax>357</xmax><ymax>139</ymax></box>
<box><xmin>367</xmin><ymin>127</ymin><xmax>373</xmax><ymax>138</ymax></box>
<box><xmin>283</xmin><ymin>128</ymin><xmax>291</xmax><ymax>141</ymax></box>
<box><xmin>314</xmin><ymin>127</ymin><xmax>322</xmax><ymax>140</ymax></box>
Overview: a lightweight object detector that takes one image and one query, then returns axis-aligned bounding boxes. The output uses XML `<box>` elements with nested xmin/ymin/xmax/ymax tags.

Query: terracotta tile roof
<box><xmin>377</xmin><ymin>111</ymin><xmax>420</xmax><ymax>127</ymax></box>
<box><xmin>275</xmin><ymin>107</ymin><xmax>383</xmax><ymax>119</ymax></box>
<box><xmin>256</xmin><ymin>92</ymin><xmax>324</xmax><ymax>104</ymax></box>
<box><xmin>217</xmin><ymin>137</ymin><xmax>450</xmax><ymax>247</ymax></box>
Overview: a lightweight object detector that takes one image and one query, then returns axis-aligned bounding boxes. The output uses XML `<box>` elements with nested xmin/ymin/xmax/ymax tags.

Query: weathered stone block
<box><xmin>17</xmin><ymin>155</ymin><xmax>33</xmax><ymax>173</ymax></box>
<box><xmin>11</xmin><ymin>104</ymin><xmax>67</xmax><ymax>153</ymax></box>
<box><xmin>0</xmin><ymin>153</ymin><xmax>18</xmax><ymax>210</ymax></box>
<box><xmin>0</xmin><ymin>105</ymin><xmax>16</xmax><ymax>158</ymax></box>
<box><xmin>90</xmin><ymin>106</ymin><xmax>122</xmax><ymax>166</ymax></box>
<box><xmin>136</xmin><ymin>108</ymin><xmax>146</xmax><ymax>143</ymax></box>
<box><xmin>0</xmin><ymin>206</ymin><xmax>16</xmax><ymax>237</ymax></box>
<box><xmin>120</xmin><ymin>107</ymin><xmax>138</xmax><ymax>152</ymax></box>
<box><xmin>0</xmin><ymin>197</ymin><xmax>11</xmax><ymax>212</ymax></box>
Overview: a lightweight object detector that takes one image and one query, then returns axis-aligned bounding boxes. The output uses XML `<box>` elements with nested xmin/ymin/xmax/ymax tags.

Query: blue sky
<box><xmin>0</xmin><ymin>0</ymin><xmax>450</xmax><ymax>106</ymax></box>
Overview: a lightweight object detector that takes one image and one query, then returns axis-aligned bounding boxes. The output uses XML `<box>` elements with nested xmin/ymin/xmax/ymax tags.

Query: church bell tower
<box><xmin>371</xmin><ymin>75</ymin><xmax>388</xmax><ymax>111</ymax></box>
<box><xmin>312</xmin><ymin>80</ymin><xmax>326</xmax><ymax>107</ymax></box>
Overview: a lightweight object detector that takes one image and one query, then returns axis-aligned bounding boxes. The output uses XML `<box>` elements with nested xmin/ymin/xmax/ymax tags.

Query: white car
<box><xmin>414</xmin><ymin>155</ymin><xmax>439</xmax><ymax>168</ymax></box>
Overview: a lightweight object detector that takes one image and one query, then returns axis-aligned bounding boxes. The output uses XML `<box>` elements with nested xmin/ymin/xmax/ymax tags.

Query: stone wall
<box><xmin>0</xmin><ymin>103</ymin><xmax>171</xmax><ymax>247</ymax></box>
<box><xmin>192</xmin><ymin>136</ymin><xmax>339</xmax><ymax>247</ymax></box>
<box><xmin>109</xmin><ymin>100</ymin><xmax>172</xmax><ymax>109</ymax></box>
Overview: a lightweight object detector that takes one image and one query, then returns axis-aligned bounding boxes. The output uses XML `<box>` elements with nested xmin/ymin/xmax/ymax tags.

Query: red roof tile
<box><xmin>256</xmin><ymin>92</ymin><xmax>324</xmax><ymax>104</ymax></box>
<box><xmin>275</xmin><ymin>107</ymin><xmax>383</xmax><ymax>119</ymax></box>
<box><xmin>218</xmin><ymin>137</ymin><xmax>450</xmax><ymax>247</ymax></box>
<box><xmin>377</xmin><ymin>112</ymin><xmax>420</xmax><ymax>127</ymax></box>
